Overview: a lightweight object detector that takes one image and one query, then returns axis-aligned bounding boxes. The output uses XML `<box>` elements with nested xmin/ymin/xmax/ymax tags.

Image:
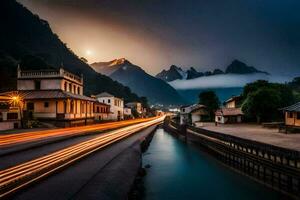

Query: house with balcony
<box><xmin>0</xmin><ymin>66</ymin><xmax>96</xmax><ymax>127</ymax></box>
<box><xmin>95</xmin><ymin>92</ymin><xmax>124</xmax><ymax>121</ymax></box>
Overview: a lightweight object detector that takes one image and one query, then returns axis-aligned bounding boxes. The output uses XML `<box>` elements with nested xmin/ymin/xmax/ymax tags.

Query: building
<box><xmin>126</xmin><ymin>102</ymin><xmax>143</xmax><ymax>116</ymax></box>
<box><xmin>224</xmin><ymin>95</ymin><xmax>242</xmax><ymax>108</ymax></box>
<box><xmin>95</xmin><ymin>92</ymin><xmax>124</xmax><ymax>121</ymax></box>
<box><xmin>215</xmin><ymin>96</ymin><xmax>244</xmax><ymax>124</ymax></box>
<box><xmin>0</xmin><ymin>95</ymin><xmax>21</xmax><ymax>130</ymax></box>
<box><xmin>124</xmin><ymin>107</ymin><xmax>133</xmax><ymax>119</ymax></box>
<box><xmin>93</xmin><ymin>102</ymin><xmax>110</xmax><ymax>121</ymax></box>
<box><xmin>281</xmin><ymin>102</ymin><xmax>300</xmax><ymax>131</ymax></box>
<box><xmin>0</xmin><ymin>67</ymin><xmax>96</xmax><ymax>127</ymax></box>
<box><xmin>180</xmin><ymin>104</ymin><xmax>208</xmax><ymax>125</ymax></box>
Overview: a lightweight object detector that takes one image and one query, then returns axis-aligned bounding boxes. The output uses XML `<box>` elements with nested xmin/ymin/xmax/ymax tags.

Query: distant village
<box><xmin>0</xmin><ymin>67</ymin><xmax>163</xmax><ymax>131</ymax></box>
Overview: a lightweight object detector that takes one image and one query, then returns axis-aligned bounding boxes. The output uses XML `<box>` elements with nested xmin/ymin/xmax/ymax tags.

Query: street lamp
<box><xmin>10</xmin><ymin>95</ymin><xmax>23</xmax><ymax>128</ymax></box>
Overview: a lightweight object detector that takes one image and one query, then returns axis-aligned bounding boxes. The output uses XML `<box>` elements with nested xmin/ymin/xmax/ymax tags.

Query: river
<box><xmin>142</xmin><ymin>128</ymin><xmax>285</xmax><ymax>200</ymax></box>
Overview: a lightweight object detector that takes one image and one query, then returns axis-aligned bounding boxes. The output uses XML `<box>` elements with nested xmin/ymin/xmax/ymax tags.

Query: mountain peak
<box><xmin>109</xmin><ymin>58</ymin><xmax>131</xmax><ymax>66</ymax></box>
<box><xmin>225</xmin><ymin>59</ymin><xmax>269</xmax><ymax>74</ymax></box>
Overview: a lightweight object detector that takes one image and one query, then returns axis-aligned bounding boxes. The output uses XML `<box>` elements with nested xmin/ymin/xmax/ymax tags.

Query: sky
<box><xmin>18</xmin><ymin>0</ymin><xmax>300</xmax><ymax>76</ymax></box>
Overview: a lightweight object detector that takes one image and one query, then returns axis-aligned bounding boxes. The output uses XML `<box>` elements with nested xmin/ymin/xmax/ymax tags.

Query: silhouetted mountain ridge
<box><xmin>0</xmin><ymin>0</ymin><xmax>142</xmax><ymax>103</ymax></box>
<box><xmin>91</xmin><ymin>59</ymin><xmax>186</xmax><ymax>105</ymax></box>
<box><xmin>156</xmin><ymin>59</ymin><xmax>269</xmax><ymax>82</ymax></box>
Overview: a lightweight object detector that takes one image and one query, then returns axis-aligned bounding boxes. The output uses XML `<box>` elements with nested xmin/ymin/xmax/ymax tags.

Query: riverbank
<box><xmin>165</xmin><ymin>120</ymin><xmax>300</xmax><ymax>199</ymax></box>
<box><xmin>141</xmin><ymin>128</ymin><xmax>285</xmax><ymax>200</ymax></box>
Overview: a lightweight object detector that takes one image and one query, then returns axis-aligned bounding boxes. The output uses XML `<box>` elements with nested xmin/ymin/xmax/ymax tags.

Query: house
<box><xmin>126</xmin><ymin>102</ymin><xmax>143</xmax><ymax>116</ymax></box>
<box><xmin>93</xmin><ymin>102</ymin><xmax>110</xmax><ymax>121</ymax></box>
<box><xmin>95</xmin><ymin>92</ymin><xmax>124</xmax><ymax>121</ymax></box>
<box><xmin>0</xmin><ymin>67</ymin><xmax>96</xmax><ymax>127</ymax></box>
<box><xmin>180</xmin><ymin>104</ymin><xmax>208</xmax><ymax>125</ymax></box>
<box><xmin>281</xmin><ymin>102</ymin><xmax>300</xmax><ymax>130</ymax></box>
<box><xmin>215</xmin><ymin>96</ymin><xmax>244</xmax><ymax>124</ymax></box>
<box><xmin>224</xmin><ymin>95</ymin><xmax>242</xmax><ymax>108</ymax></box>
<box><xmin>124</xmin><ymin>107</ymin><xmax>133</xmax><ymax>119</ymax></box>
<box><xmin>0</xmin><ymin>95</ymin><xmax>21</xmax><ymax>130</ymax></box>
<box><xmin>215</xmin><ymin>108</ymin><xmax>244</xmax><ymax>124</ymax></box>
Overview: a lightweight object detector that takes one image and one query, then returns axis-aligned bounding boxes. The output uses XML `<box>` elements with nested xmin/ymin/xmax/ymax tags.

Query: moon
<box><xmin>85</xmin><ymin>49</ymin><xmax>92</xmax><ymax>56</ymax></box>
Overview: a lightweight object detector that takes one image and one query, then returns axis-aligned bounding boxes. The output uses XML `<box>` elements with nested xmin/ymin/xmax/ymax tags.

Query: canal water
<box><xmin>142</xmin><ymin>128</ymin><xmax>284</xmax><ymax>200</ymax></box>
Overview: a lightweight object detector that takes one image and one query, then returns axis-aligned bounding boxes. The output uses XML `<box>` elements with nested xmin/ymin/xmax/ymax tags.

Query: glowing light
<box><xmin>85</xmin><ymin>49</ymin><xmax>93</xmax><ymax>56</ymax></box>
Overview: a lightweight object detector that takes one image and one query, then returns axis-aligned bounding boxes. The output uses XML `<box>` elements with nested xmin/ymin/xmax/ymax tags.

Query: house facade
<box><xmin>215</xmin><ymin>96</ymin><xmax>244</xmax><ymax>124</ymax></box>
<box><xmin>0</xmin><ymin>95</ymin><xmax>21</xmax><ymax>130</ymax></box>
<box><xmin>124</xmin><ymin>107</ymin><xmax>133</xmax><ymax>119</ymax></box>
<box><xmin>281</xmin><ymin>102</ymin><xmax>300</xmax><ymax>128</ymax></box>
<box><xmin>0</xmin><ymin>67</ymin><xmax>96</xmax><ymax>127</ymax></box>
<box><xmin>95</xmin><ymin>92</ymin><xmax>124</xmax><ymax>121</ymax></box>
<box><xmin>93</xmin><ymin>102</ymin><xmax>110</xmax><ymax>121</ymax></box>
<box><xmin>180</xmin><ymin>104</ymin><xmax>208</xmax><ymax>125</ymax></box>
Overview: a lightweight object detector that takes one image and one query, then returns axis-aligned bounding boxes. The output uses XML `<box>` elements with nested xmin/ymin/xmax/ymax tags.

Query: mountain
<box><xmin>156</xmin><ymin>59</ymin><xmax>268</xmax><ymax>82</ymax></box>
<box><xmin>225</xmin><ymin>60</ymin><xmax>268</xmax><ymax>74</ymax></box>
<box><xmin>91</xmin><ymin>59</ymin><xmax>186</xmax><ymax>105</ymax></box>
<box><xmin>155</xmin><ymin>65</ymin><xmax>185</xmax><ymax>82</ymax></box>
<box><xmin>0</xmin><ymin>0</ymin><xmax>142</xmax><ymax>103</ymax></box>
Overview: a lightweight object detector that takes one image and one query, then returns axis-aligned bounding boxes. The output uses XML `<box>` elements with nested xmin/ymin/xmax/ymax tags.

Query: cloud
<box><xmin>168</xmin><ymin>73</ymin><xmax>293</xmax><ymax>90</ymax></box>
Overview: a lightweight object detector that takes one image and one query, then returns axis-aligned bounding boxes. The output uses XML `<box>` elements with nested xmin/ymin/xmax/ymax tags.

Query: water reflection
<box><xmin>143</xmin><ymin>129</ymin><xmax>283</xmax><ymax>200</ymax></box>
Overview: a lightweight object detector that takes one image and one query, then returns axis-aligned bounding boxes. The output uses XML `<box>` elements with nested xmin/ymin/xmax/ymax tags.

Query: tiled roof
<box><xmin>215</xmin><ymin>107</ymin><xmax>244</xmax><ymax>116</ymax></box>
<box><xmin>0</xmin><ymin>90</ymin><xmax>96</xmax><ymax>102</ymax></box>
<box><xmin>280</xmin><ymin>102</ymin><xmax>300</xmax><ymax>112</ymax></box>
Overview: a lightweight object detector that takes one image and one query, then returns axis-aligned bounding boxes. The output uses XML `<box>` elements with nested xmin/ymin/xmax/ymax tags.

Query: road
<box><xmin>0</xmin><ymin>117</ymin><xmax>156</xmax><ymax>148</ymax></box>
<box><xmin>0</xmin><ymin>116</ymin><xmax>164</xmax><ymax>199</ymax></box>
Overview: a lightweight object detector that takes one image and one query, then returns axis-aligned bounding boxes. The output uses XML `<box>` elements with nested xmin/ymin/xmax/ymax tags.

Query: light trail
<box><xmin>0</xmin><ymin>118</ymin><xmax>156</xmax><ymax>147</ymax></box>
<box><xmin>0</xmin><ymin>116</ymin><xmax>164</xmax><ymax>198</ymax></box>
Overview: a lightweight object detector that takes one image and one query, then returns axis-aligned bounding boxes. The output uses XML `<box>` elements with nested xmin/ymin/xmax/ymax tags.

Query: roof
<box><xmin>215</xmin><ymin>108</ymin><xmax>244</xmax><ymax>116</ymax></box>
<box><xmin>95</xmin><ymin>92</ymin><xmax>114</xmax><ymax>98</ymax></box>
<box><xmin>280</xmin><ymin>102</ymin><xmax>300</xmax><ymax>112</ymax></box>
<box><xmin>225</xmin><ymin>95</ymin><xmax>241</xmax><ymax>103</ymax></box>
<box><xmin>0</xmin><ymin>90</ymin><xmax>96</xmax><ymax>102</ymax></box>
<box><xmin>94</xmin><ymin>102</ymin><xmax>110</xmax><ymax>107</ymax></box>
<box><xmin>181</xmin><ymin>104</ymin><xmax>206</xmax><ymax>113</ymax></box>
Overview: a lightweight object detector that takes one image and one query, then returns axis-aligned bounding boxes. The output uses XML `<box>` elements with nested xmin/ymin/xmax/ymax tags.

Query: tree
<box><xmin>242</xmin><ymin>87</ymin><xmax>281</xmax><ymax>123</ymax></box>
<box><xmin>199</xmin><ymin>91</ymin><xmax>220</xmax><ymax>121</ymax></box>
<box><xmin>80</xmin><ymin>57</ymin><xmax>88</xmax><ymax>63</ymax></box>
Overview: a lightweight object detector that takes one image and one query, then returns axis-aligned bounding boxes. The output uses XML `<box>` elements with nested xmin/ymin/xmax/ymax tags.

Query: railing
<box><xmin>20</xmin><ymin>70</ymin><xmax>60</xmax><ymax>78</ymax></box>
<box><xmin>164</xmin><ymin>120</ymin><xmax>300</xmax><ymax>197</ymax></box>
<box><xmin>18</xmin><ymin>68</ymin><xmax>82</xmax><ymax>84</ymax></box>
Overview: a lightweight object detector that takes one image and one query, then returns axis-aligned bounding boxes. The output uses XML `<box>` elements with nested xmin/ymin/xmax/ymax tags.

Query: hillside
<box><xmin>91</xmin><ymin>59</ymin><xmax>186</xmax><ymax>105</ymax></box>
<box><xmin>0</xmin><ymin>0</ymin><xmax>141</xmax><ymax>102</ymax></box>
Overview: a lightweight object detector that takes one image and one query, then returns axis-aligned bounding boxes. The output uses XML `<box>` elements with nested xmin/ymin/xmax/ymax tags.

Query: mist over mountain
<box><xmin>156</xmin><ymin>59</ymin><xmax>269</xmax><ymax>82</ymax></box>
<box><xmin>91</xmin><ymin>59</ymin><xmax>186</xmax><ymax>105</ymax></box>
<box><xmin>0</xmin><ymin>0</ymin><xmax>143</xmax><ymax>103</ymax></box>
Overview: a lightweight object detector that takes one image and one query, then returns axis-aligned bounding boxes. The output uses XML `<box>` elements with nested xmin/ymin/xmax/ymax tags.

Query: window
<box><xmin>103</xmin><ymin>100</ymin><xmax>105</xmax><ymax>103</ymax></box>
<box><xmin>288</xmin><ymin>112</ymin><xmax>293</xmax><ymax>118</ymax></box>
<box><xmin>96</xmin><ymin>107</ymin><xmax>100</xmax><ymax>113</ymax></box>
<box><xmin>73</xmin><ymin>85</ymin><xmax>76</xmax><ymax>94</ymax></box>
<box><xmin>7</xmin><ymin>113</ymin><xmax>18</xmax><ymax>120</ymax></box>
<box><xmin>27</xmin><ymin>102</ymin><xmax>34</xmax><ymax>110</ymax></box>
<box><xmin>297</xmin><ymin>112</ymin><xmax>300</xmax><ymax>120</ymax></box>
<box><xmin>34</xmin><ymin>80</ymin><xmax>41</xmax><ymax>90</ymax></box>
<box><xmin>64</xmin><ymin>82</ymin><xmax>67</xmax><ymax>91</ymax></box>
<box><xmin>77</xmin><ymin>87</ymin><xmax>80</xmax><ymax>94</ymax></box>
<box><xmin>108</xmin><ymin>99</ymin><xmax>111</xmax><ymax>104</ymax></box>
<box><xmin>69</xmin><ymin>83</ymin><xmax>72</xmax><ymax>92</ymax></box>
<box><xmin>44</xmin><ymin>102</ymin><xmax>49</xmax><ymax>108</ymax></box>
